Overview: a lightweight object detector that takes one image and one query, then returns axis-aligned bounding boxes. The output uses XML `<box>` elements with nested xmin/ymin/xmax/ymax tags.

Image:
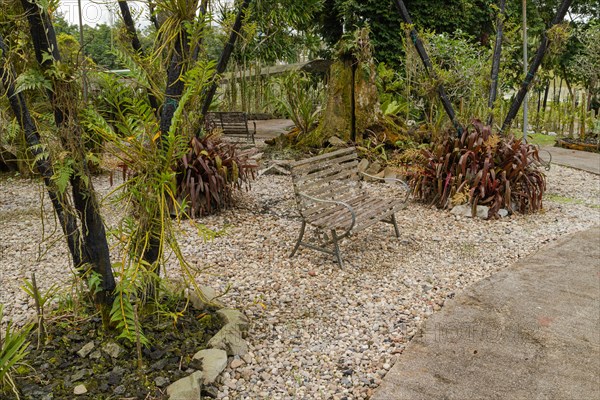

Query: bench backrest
<box><xmin>290</xmin><ymin>147</ymin><xmax>361</xmax><ymax>218</ymax></box>
<box><xmin>206</xmin><ymin>112</ymin><xmax>250</xmax><ymax>137</ymax></box>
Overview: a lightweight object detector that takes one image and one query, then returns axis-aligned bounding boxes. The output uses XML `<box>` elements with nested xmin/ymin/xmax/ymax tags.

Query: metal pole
<box><xmin>522</xmin><ymin>0</ymin><xmax>528</xmax><ymax>142</ymax></box>
<box><xmin>77</xmin><ymin>0</ymin><xmax>88</xmax><ymax>103</ymax></box>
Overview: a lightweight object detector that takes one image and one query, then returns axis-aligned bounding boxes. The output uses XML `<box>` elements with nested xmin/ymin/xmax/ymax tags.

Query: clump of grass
<box><xmin>1</xmin><ymin>304</ymin><xmax>32</xmax><ymax>399</ymax></box>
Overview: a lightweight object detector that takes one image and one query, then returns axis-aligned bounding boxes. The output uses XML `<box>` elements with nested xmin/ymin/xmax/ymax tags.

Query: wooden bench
<box><xmin>205</xmin><ymin>112</ymin><xmax>256</xmax><ymax>143</ymax></box>
<box><xmin>290</xmin><ymin>147</ymin><xmax>410</xmax><ymax>267</ymax></box>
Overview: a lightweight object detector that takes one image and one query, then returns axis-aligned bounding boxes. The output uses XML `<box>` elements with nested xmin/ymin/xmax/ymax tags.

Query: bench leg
<box><xmin>290</xmin><ymin>221</ymin><xmax>306</xmax><ymax>258</ymax></box>
<box><xmin>391</xmin><ymin>213</ymin><xmax>400</xmax><ymax>238</ymax></box>
<box><xmin>331</xmin><ymin>230</ymin><xmax>344</xmax><ymax>269</ymax></box>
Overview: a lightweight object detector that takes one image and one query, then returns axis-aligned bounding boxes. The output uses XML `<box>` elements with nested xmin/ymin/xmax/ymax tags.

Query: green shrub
<box><xmin>410</xmin><ymin>120</ymin><xmax>547</xmax><ymax>218</ymax></box>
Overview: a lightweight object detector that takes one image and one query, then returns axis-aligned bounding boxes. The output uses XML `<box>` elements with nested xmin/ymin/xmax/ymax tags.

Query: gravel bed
<box><xmin>1</xmin><ymin>163</ymin><xmax>599</xmax><ymax>399</ymax></box>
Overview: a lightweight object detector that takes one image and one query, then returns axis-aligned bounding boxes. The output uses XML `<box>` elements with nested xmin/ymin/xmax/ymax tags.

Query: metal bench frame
<box><xmin>290</xmin><ymin>147</ymin><xmax>410</xmax><ymax>267</ymax></box>
<box><xmin>205</xmin><ymin>112</ymin><xmax>256</xmax><ymax>143</ymax></box>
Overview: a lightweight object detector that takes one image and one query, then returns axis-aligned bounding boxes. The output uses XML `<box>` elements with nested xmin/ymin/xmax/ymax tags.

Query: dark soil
<box><xmin>12</xmin><ymin>303</ymin><xmax>222</xmax><ymax>400</ymax></box>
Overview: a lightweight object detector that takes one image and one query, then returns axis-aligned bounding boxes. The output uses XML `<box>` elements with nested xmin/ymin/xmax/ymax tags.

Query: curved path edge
<box><xmin>373</xmin><ymin>225</ymin><xmax>600</xmax><ymax>400</ymax></box>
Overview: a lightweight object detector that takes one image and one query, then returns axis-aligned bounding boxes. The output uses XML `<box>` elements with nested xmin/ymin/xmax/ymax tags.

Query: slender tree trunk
<box><xmin>392</xmin><ymin>0</ymin><xmax>461</xmax><ymax>136</ymax></box>
<box><xmin>488</xmin><ymin>0</ymin><xmax>506</xmax><ymax>126</ymax></box>
<box><xmin>542</xmin><ymin>80</ymin><xmax>550</xmax><ymax>111</ymax></box>
<box><xmin>0</xmin><ymin>34</ymin><xmax>83</xmax><ymax>269</ymax></box>
<box><xmin>199</xmin><ymin>0</ymin><xmax>252</xmax><ymax>119</ymax></box>
<box><xmin>117</xmin><ymin>0</ymin><xmax>159</xmax><ymax>113</ymax></box>
<box><xmin>500</xmin><ymin>0</ymin><xmax>573</xmax><ymax>132</ymax></box>
<box><xmin>20</xmin><ymin>0</ymin><xmax>115</xmax><ymax>308</ymax></box>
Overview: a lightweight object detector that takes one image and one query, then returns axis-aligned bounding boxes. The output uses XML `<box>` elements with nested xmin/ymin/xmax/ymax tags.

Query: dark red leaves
<box><xmin>410</xmin><ymin>120</ymin><xmax>547</xmax><ymax>218</ymax></box>
<box><xmin>175</xmin><ymin>136</ymin><xmax>256</xmax><ymax>218</ymax></box>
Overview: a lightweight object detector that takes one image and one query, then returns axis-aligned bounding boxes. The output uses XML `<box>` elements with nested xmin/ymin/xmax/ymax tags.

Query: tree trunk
<box><xmin>392</xmin><ymin>0</ymin><xmax>461</xmax><ymax>136</ymax></box>
<box><xmin>0</xmin><ymin>34</ymin><xmax>83</xmax><ymax>268</ymax></box>
<box><xmin>117</xmin><ymin>0</ymin><xmax>159</xmax><ymax>113</ymax></box>
<box><xmin>354</xmin><ymin>57</ymin><xmax>380</xmax><ymax>142</ymax></box>
<box><xmin>542</xmin><ymin>80</ymin><xmax>550</xmax><ymax>111</ymax></box>
<box><xmin>199</xmin><ymin>0</ymin><xmax>251</xmax><ymax>119</ymax></box>
<box><xmin>487</xmin><ymin>0</ymin><xmax>506</xmax><ymax>126</ymax></box>
<box><xmin>20</xmin><ymin>0</ymin><xmax>116</xmax><ymax>309</ymax></box>
<box><xmin>307</xmin><ymin>59</ymin><xmax>355</xmax><ymax>144</ymax></box>
<box><xmin>501</xmin><ymin>0</ymin><xmax>573</xmax><ymax>132</ymax></box>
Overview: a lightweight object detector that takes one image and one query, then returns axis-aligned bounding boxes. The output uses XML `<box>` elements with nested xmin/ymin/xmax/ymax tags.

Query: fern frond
<box><xmin>14</xmin><ymin>70</ymin><xmax>52</xmax><ymax>94</ymax></box>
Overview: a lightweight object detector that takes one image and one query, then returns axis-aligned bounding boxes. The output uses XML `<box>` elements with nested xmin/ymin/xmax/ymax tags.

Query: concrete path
<box><xmin>252</xmin><ymin>119</ymin><xmax>295</xmax><ymax>139</ymax></box>
<box><xmin>372</xmin><ymin>226</ymin><xmax>600</xmax><ymax>400</ymax></box>
<box><xmin>541</xmin><ymin>145</ymin><xmax>600</xmax><ymax>175</ymax></box>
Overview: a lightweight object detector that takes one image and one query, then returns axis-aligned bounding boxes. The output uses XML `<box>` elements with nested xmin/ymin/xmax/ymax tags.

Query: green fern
<box><xmin>112</xmin><ymin>49</ymin><xmax>160</xmax><ymax>98</ymax></box>
<box><xmin>109</xmin><ymin>293</ymin><xmax>149</xmax><ymax>347</ymax></box>
<box><xmin>167</xmin><ymin>60</ymin><xmax>217</xmax><ymax>138</ymax></box>
<box><xmin>14</xmin><ymin>70</ymin><xmax>52</xmax><ymax>94</ymax></box>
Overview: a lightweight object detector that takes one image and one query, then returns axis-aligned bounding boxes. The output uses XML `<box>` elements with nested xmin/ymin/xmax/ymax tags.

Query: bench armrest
<box><xmin>359</xmin><ymin>171</ymin><xmax>411</xmax><ymax>203</ymax></box>
<box><xmin>298</xmin><ymin>192</ymin><xmax>356</xmax><ymax>235</ymax></box>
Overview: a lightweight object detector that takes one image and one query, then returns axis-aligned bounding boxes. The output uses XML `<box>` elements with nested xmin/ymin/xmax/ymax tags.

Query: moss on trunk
<box><xmin>300</xmin><ymin>28</ymin><xmax>381</xmax><ymax>148</ymax></box>
<box><xmin>301</xmin><ymin>59</ymin><xmax>354</xmax><ymax>147</ymax></box>
<box><xmin>354</xmin><ymin>58</ymin><xmax>381</xmax><ymax>142</ymax></box>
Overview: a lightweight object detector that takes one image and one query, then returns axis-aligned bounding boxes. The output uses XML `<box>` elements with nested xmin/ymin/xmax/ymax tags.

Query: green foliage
<box><xmin>176</xmin><ymin>135</ymin><xmax>256</xmax><ymax>218</ymax></box>
<box><xmin>0</xmin><ymin>305</ymin><xmax>32</xmax><ymax>399</ymax></box>
<box><xmin>14</xmin><ymin>70</ymin><xmax>52</xmax><ymax>94</ymax></box>
<box><xmin>51</xmin><ymin>157</ymin><xmax>74</xmax><ymax>194</ymax></box>
<box><xmin>411</xmin><ymin>120</ymin><xmax>547</xmax><ymax>218</ymax></box>
<box><xmin>271</xmin><ymin>71</ymin><xmax>323</xmax><ymax>135</ymax></box>
<box><xmin>20</xmin><ymin>273</ymin><xmax>59</xmax><ymax>348</ymax></box>
<box><xmin>315</xmin><ymin>0</ymin><xmax>494</xmax><ymax>66</ymax></box>
<box><xmin>566</xmin><ymin>22</ymin><xmax>600</xmax><ymax>91</ymax></box>
<box><xmin>110</xmin><ymin>275</ymin><xmax>149</xmax><ymax>347</ymax></box>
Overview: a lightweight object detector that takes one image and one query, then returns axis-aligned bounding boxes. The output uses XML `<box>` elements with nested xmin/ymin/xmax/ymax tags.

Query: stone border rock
<box><xmin>166</xmin><ymin>288</ymin><xmax>250</xmax><ymax>400</ymax></box>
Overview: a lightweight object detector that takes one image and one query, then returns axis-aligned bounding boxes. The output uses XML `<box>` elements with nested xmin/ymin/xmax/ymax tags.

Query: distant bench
<box><xmin>205</xmin><ymin>112</ymin><xmax>256</xmax><ymax>143</ymax></box>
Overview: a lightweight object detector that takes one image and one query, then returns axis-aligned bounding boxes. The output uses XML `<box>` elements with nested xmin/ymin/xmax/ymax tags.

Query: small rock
<box><xmin>383</xmin><ymin>167</ymin><xmax>397</xmax><ymax>183</ymax></box>
<box><xmin>202</xmin><ymin>385</ymin><xmax>219</xmax><ymax>398</ymax></box>
<box><xmin>191</xmin><ymin>348</ymin><xmax>228</xmax><ymax>384</ymax></box>
<box><xmin>450</xmin><ymin>204</ymin><xmax>489</xmax><ymax>219</ymax></box>
<box><xmin>207</xmin><ymin>309</ymin><xmax>250</xmax><ymax>356</ymax></box>
<box><xmin>154</xmin><ymin>376</ymin><xmax>170</xmax><ymax>388</ymax></box>
<box><xmin>328</xmin><ymin>136</ymin><xmax>347</xmax><ymax>147</ymax></box>
<box><xmin>498</xmin><ymin>208</ymin><xmax>509</xmax><ymax>218</ymax></box>
<box><xmin>357</xmin><ymin>158</ymin><xmax>369</xmax><ymax>173</ymax></box>
<box><xmin>186</xmin><ymin>286</ymin><xmax>225</xmax><ymax>310</ymax></box>
<box><xmin>77</xmin><ymin>341</ymin><xmax>95</xmax><ymax>358</ymax></box>
<box><xmin>113</xmin><ymin>385</ymin><xmax>126</xmax><ymax>395</ymax></box>
<box><xmin>73</xmin><ymin>385</ymin><xmax>87</xmax><ymax>395</ymax></box>
<box><xmin>103</xmin><ymin>342</ymin><xmax>123</xmax><ymax>359</ymax></box>
<box><xmin>230</xmin><ymin>358</ymin><xmax>244</xmax><ymax>369</ymax></box>
<box><xmin>308</xmin><ymin>270</ymin><xmax>317</xmax><ymax>277</ymax></box>
<box><xmin>167</xmin><ymin>371</ymin><xmax>203</xmax><ymax>400</ymax></box>
<box><xmin>151</xmin><ymin>358</ymin><xmax>169</xmax><ymax>371</ymax></box>
<box><xmin>366</xmin><ymin>161</ymin><xmax>382</xmax><ymax>176</ymax></box>
<box><xmin>89</xmin><ymin>350</ymin><xmax>102</xmax><ymax>360</ymax></box>
<box><xmin>70</xmin><ymin>369</ymin><xmax>90</xmax><ymax>383</ymax></box>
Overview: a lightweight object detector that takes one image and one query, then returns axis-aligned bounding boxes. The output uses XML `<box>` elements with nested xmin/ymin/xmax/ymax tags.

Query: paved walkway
<box><xmin>252</xmin><ymin>118</ymin><xmax>294</xmax><ymax>139</ymax></box>
<box><xmin>541</xmin><ymin>145</ymin><xmax>600</xmax><ymax>175</ymax></box>
<box><xmin>373</xmin><ymin>226</ymin><xmax>600</xmax><ymax>400</ymax></box>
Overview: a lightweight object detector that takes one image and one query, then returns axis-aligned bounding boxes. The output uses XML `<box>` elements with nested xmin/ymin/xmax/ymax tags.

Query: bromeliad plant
<box><xmin>176</xmin><ymin>135</ymin><xmax>256</xmax><ymax>218</ymax></box>
<box><xmin>411</xmin><ymin>120</ymin><xmax>547</xmax><ymax>218</ymax></box>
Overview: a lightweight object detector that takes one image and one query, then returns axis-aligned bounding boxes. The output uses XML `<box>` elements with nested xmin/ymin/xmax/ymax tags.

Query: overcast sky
<box><xmin>57</xmin><ymin>0</ymin><xmax>146</xmax><ymax>26</ymax></box>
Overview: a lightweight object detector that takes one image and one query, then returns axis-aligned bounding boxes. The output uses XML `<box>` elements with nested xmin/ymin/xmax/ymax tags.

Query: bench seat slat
<box><xmin>309</xmin><ymin>197</ymin><xmax>400</xmax><ymax>231</ymax></box>
<box><xmin>291</xmin><ymin>147</ymin><xmax>356</xmax><ymax>168</ymax></box>
<box><xmin>290</xmin><ymin>146</ymin><xmax>408</xmax><ymax>266</ymax></box>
